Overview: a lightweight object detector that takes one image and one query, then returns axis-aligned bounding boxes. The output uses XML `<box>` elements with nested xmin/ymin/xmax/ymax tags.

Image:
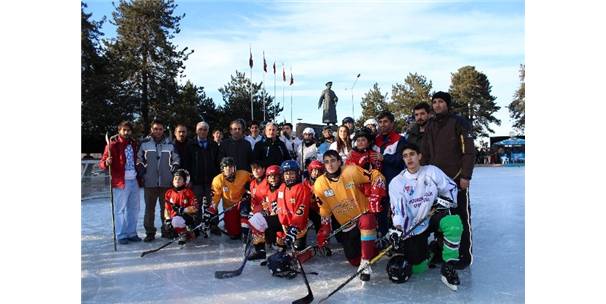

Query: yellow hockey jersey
<box><xmin>211</xmin><ymin>170</ymin><xmax>252</xmax><ymax>209</ymax></box>
<box><xmin>313</xmin><ymin>165</ymin><xmax>385</xmax><ymax>225</ymax></box>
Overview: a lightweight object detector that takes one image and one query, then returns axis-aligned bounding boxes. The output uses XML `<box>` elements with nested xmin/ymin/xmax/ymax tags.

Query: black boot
<box><xmin>440</xmin><ymin>262</ymin><xmax>460</xmax><ymax>291</ymax></box>
<box><xmin>144</xmin><ymin>233</ymin><xmax>155</xmax><ymax>242</ymax></box>
<box><xmin>247</xmin><ymin>243</ymin><xmax>267</xmax><ymax>260</ymax></box>
<box><xmin>178</xmin><ymin>233</ymin><xmax>188</xmax><ymax>246</ymax></box>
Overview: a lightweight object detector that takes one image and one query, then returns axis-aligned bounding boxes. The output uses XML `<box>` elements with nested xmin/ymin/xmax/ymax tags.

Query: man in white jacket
<box><xmin>296</xmin><ymin>127</ymin><xmax>318</xmax><ymax>168</ymax></box>
<box><xmin>386</xmin><ymin>142</ymin><xmax>463</xmax><ymax>291</ymax></box>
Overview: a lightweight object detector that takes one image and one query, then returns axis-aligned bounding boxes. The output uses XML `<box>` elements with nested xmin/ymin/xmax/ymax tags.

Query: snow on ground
<box><xmin>81</xmin><ymin>167</ymin><xmax>524</xmax><ymax>303</ymax></box>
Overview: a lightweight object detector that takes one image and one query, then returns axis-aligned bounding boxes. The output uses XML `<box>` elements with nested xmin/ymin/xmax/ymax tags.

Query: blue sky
<box><xmin>85</xmin><ymin>0</ymin><xmax>524</xmax><ymax>137</ymax></box>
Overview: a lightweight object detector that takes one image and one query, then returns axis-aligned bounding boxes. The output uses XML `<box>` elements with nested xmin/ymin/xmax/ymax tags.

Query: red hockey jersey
<box><xmin>164</xmin><ymin>187</ymin><xmax>199</xmax><ymax>219</ymax></box>
<box><xmin>276</xmin><ymin>183</ymin><xmax>311</xmax><ymax>237</ymax></box>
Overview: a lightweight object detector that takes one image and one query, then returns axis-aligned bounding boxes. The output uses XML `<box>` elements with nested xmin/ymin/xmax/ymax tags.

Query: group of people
<box><xmin>99</xmin><ymin>91</ymin><xmax>476</xmax><ymax>291</ymax></box>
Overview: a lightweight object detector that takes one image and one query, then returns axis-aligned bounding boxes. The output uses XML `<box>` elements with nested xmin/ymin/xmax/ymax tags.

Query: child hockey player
<box><xmin>209</xmin><ymin>157</ymin><xmax>252</xmax><ymax>241</ymax></box>
<box><xmin>386</xmin><ymin>142</ymin><xmax>463</xmax><ymax>291</ymax></box>
<box><xmin>164</xmin><ymin>169</ymin><xmax>199</xmax><ymax>246</ymax></box>
<box><xmin>246</xmin><ymin>165</ymin><xmax>283</xmax><ymax>261</ymax></box>
<box><xmin>313</xmin><ymin>150</ymin><xmax>387</xmax><ymax>281</ymax></box>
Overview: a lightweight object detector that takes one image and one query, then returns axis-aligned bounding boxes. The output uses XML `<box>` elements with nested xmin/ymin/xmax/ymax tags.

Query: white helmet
<box><xmin>364</xmin><ymin>118</ymin><xmax>378</xmax><ymax>127</ymax></box>
<box><xmin>303</xmin><ymin>127</ymin><xmax>315</xmax><ymax>135</ymax></box>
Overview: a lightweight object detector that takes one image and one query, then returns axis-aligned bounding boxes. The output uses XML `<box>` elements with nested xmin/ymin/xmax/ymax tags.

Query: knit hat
<box><xmin>432</xmin><ymin>91</ymin><xmax>452</xmax><ymax>107</ymax></box>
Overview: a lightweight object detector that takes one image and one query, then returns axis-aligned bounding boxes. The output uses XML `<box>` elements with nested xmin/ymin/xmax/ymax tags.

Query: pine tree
<box><xmin>356</xmin><ymin>83</ymin><xmax>388</xmax><ymax>128</ymax></box>
<box><xmin>81</xmin><ymin>2</ymin><xmax>131</xmax><ymax>153</ymax></box>
<box><xmin>171</xmin><ymin>81</ymin><xmax>218</xmax><ymax>130</ymax></box>
<box><xmin>217</xmin><ymin>71</ymin><xmax>282</xmax><ymax>129</ymax></box>
<box><xmin>449</xmin><ymin>66</ymin><xmax>501</xmax><ymax>138</ymax></box>
<box><xmin>508</xmin><ymin>64</ymin><xmax>525</xmax><ymax>134</ymax></box>
<box><xmin>105</xmin><ymin>0</ymin><xmax>193</xmax><ymax>131</ymax></box>
<box><xmin>391</xmin><ymin>73</ymin><xmax>433</xmax><ymax>120</ymax></box>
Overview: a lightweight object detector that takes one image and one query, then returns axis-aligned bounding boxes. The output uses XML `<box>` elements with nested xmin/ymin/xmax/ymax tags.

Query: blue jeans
<box><xmin>112</xmin><ymin>179</ymin><xmax>141</xmax><ymax>239</ymax></box>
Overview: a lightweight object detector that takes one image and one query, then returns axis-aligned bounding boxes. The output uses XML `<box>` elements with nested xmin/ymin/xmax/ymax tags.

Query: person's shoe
<box><xmin>358</xmin><ymin>259</ymin><xmax>372</xmax><ymax>281</ymax></box>
<box><xmin>177</xmin><ymin>233</ymin><xmax>188</xmax><ymax>246</ymax></box>
<box><xmin>247</xmin><ymin>245</ymin><xmax>267</xmax><ymax>261</ymax></box>
<box><xmin>229</xmin><ymin>234</ymin><xmax>241</xmax><ymax>241</ymax></box>
<box><xmin>128</xmin><ymin>235</ymin><xmax>142</xmax><ymax>242</ymax></box>
<box><xmin>143</xmin><ymin>234</ymin><xmax>155</xmax><ymax>242</ymax></box>
<box><xmin>118</xmin><ymin>238</ymin><xmax>129</xmax><ymax>245</ymax></box>
<box><xmin>441</xmin><ymin>262</ymin><xmax>460</xmax><ymax>291</ymax></box>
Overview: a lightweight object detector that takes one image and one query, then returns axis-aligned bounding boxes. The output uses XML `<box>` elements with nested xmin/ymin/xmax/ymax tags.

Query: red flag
<box><xmin>282</xmin><ymin>66</ymin><xmax>286</xmax><ymax>82</ymax></box>
<box><xmin>263</xmin><ymin>52</ymin><xmax>267</xmax><ymax>73</ymax></box>
<box><xmin>273</xmin><ymin>62</ymin><xmax>276</xmax><ymax>74</ymax></box>
<box><xmin>289</xmin><ymin>72</ymin><xmax>294</xmax><ymax>86</ymax></box>
<box><xmin>249</xmin><ymin>47</ymin><xmax>253</xmax><ymax>68</ymax></box>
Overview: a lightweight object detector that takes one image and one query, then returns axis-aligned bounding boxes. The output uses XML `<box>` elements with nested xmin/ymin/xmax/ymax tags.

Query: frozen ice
<box><xmin>81</xmin><ymin>167</ymin><xmax>524</xmax><ymax>303</ymax></box>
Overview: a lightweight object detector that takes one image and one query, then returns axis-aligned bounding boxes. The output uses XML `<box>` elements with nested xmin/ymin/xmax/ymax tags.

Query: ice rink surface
<box><xmin>82</xmin><ymin>167</ymin><xmax>524</xmax><ymax>303</ymax></box>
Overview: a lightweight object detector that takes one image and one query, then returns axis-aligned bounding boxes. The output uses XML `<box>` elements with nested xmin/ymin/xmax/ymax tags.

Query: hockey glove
<box><xmin>434</xmin><ymin>196</ymin><xmax>455</xmax><ymax>210</ymax></box>
<box><xmin>271</xmin><ymin>201</ymin><xmax>279</xmax><ymax>215</ymax></box>
<box><xmin>388</xmin><ymin>228</ymin><xmax>404</xmax><ymax>250</ymax></box>
<box><xmin>285</xmin><ymin>226</ymin><xmax>299</xmax><ymax>248</ymax></box>
<box><xmin>203</xmin><ymin>205</ymin><xmax>218</xmax><ymax>224</ymax></box>
<box><xmin>368</xmin><ymin>182</ymin><xmax>386</xmax><ymax>213</ymax></box>
<box><xmin>172</xmin><ymin>204</ymin><xmax>186</xmax><ymax>216</ymax></box>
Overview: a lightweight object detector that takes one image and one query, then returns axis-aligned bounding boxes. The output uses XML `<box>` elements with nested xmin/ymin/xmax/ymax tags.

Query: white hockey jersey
<box><xmin>388</xmin><ymin>165</ymin><xmax>458</xmax><ymax>236</ymax></box>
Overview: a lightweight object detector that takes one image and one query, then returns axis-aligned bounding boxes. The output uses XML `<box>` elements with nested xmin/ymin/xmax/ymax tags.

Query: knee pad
<box><xmin>171</xmin><ymin>216</ymin><xmax>186</xmax><ymax>228</ymax></box>
<box><xmin>248</xmin><ymin>213</ymin><xmax>268</xmax><ymax>232</ymax></box>
<box><xmin>439</xmin><ymin>215</ymin><xmax>463</xmax><ymax>242</ymax></box>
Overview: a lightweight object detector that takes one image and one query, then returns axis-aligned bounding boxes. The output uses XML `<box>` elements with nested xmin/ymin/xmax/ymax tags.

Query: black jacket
<box><xmin>186</xmin><ymin>139</ymin><xmax>220</xmax><ymax>186</ymax></box>
<box><xmin>421</xmin><ymin>113</ymin><xmax>475</xmax><ymax>180</ymax></box>
<box><xmin>253</xmin><ymin>137</ymin><xmax>291</xmax><ymax>168</ymax></box>
<box><xmin>218</xmin><ymin>137</ymin><xmax>253</xmax><ymax>171</ymax></box>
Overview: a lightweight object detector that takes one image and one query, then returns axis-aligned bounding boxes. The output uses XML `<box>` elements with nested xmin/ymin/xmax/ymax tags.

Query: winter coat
<box><xmin>218</xmin><ymin>137</ymin><xmax>253</xmax><ymax>171</ymax></box>
<box><xmin>405</xmin><ymin>124</ymin><xmax>424</xmax><ymax>149</ymax></box>
<box><xmin>99</xmin><ymin>135</ymin><xmax>141</xmax><ymax>189</ymax></box>
<box><xmin>186</xmin><ymin>138</ymin><xmax>220</xmax><ymax>186</ymax></box>
<box><xmin>253</xmin><ymin>137</ymin><xmax>291</xmax><ymax>168</ymax></box>
<box><xmin>137</xmin><ymin>135</ymin><xmax>180</xmax><ymax>188</ymax></box>
<box><xmin>421</xmin><ymin>113</ymin><xmax>476</xmax><ymax>181</ymax></box>
<box><xmin>318</xmin><ymin>88</ymin><xmax>338</xmax><ymax>124</ymax></box>
<box><xmin>375</xmin><ymin>131</ymin><xmax>408</xmax><ymax>186</ymax></box>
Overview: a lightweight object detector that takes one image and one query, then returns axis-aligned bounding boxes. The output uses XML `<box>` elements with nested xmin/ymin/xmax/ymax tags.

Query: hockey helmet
<box><xmin>386</xmin><ymin>254</ymin><xmax>412</xmax><ymax>284</ymax></box>
<box><xmin>173</xmin><ymin>168</ymin><xmax>190</xmax><ymax>185</ymax></box>
<box><xmin>307</xmin><ymin>160</ymin><xmax>324</xmax><ymax>174</ymax></box>
<box><xmin>266</xmin><ymin>165</ymin><xmax>282</xmax><ymax>176</ymax></box>
<box><xmin>281</xmin><ymin>160</ymin><xmax>300</xmax><ymax>173</ymax></box>
<box><xmin>220</xmin><ymin>157</ymin><xmax>236</xmax><ymax>170</ymax></box>
<box><xmin>353</xmin><ymin>127</ymin><xmax>374</xmax><ymax>145</ymax></box>
<box><xmin>267</xmin><ymin>250</ymin><xmax>297</xmax><ymax>279</ymax></box>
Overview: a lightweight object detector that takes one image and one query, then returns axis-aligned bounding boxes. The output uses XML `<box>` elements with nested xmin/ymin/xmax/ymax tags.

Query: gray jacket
<box><xmin>137</xmin><ymin>135</ymin><xmax>180</xmax><ymax>188</ymax></box>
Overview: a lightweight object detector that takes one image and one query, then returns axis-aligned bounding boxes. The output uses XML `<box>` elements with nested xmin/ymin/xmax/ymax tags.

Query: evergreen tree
<box><xmin>508</xmin><ymin>64</ymin><xmax>525</xmax><ymax>134</ymax></box>
<box><xmin>171</xmin><ymin>81</ymin><xmax>218</xmax><ymax>130</ymax></box>
<box><xmin>217</xmin><ymin>71</ymin><xmax>282</xmax><ymax>129</ymax></box>
<box><xmin>391</xmin><ymin>72</ymin><xmax>433</xmax><ymax>121</ymax></box>
<box><xmin>449</xmin><ymin>66</ymin><xmax>501</xmax><ymax>138</ymax></box>
<box><xmin>81</xmin><ymin>2</ymin><xmax>130</xmax><ymax>153</ymax></box>
<box><xmin>356</xmin><ymin>83</ymin><xmax>388</xmax><ymax>128</ymax></box>
<box><xmin>105</xmin><ymin>0</ymin><xmax>193</xmax><ymax>131</ymax></box>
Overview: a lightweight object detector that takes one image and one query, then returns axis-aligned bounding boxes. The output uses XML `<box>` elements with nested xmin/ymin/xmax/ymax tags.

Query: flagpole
<box><xmin>288</xmin><ymin>67</ymin><xmax>293</xmax><ymax>123</ymax></box>
<box><xmin>263</xmin><ymin>51</ymin><xmax>266</xmax><ymax>122</ymax></box>
<box><xmin>249</xmin><ymin>45</ymin><xmax>254</xmax><ymax>121</ymax></box>
<box><xmin>273</xmin><ymin>62</ymin><xmax>276</xmax><ymax>122</ymax></box>
<box><xmin>282</xmin><ymin>63</ymin><xmax>285</xmax><ymax>122</ymax></box>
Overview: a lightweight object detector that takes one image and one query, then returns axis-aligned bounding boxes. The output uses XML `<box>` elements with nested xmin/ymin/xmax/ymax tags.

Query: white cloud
<box><xmin>175</xmin><ymin>0</ymin><xmax>524</xmax><ymax>136</ymax></box>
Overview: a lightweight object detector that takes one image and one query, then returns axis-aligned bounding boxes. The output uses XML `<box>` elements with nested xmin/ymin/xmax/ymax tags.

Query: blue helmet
<box><xmin>281</xmin><ymin>160</ymin><xmax>300</xmax><ymax>173</ymax></box>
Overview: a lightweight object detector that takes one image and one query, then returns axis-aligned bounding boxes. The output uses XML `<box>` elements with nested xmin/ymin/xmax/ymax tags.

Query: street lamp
<box><xmin>351</xmin><ymin>73</ymin><xmax>361</xmax><ymax>119</ymax></box>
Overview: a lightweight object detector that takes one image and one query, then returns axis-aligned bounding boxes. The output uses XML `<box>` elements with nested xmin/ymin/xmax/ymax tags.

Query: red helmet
<box><xmin>307</xmin><ymin>160</ymin><xmax>324</xmax><ymax>173</ymax></box>
<box><xmin>266</xmin><ymin>165</ymin><xmax>282</xmax><ymax>176</ymax></box>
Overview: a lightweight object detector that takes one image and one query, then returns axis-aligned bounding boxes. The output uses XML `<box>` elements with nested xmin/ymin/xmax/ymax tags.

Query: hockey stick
<box><xmin>318</xmin><ymin>208</ymin><xmax>437</xmax><ymax>303</ymax></box>
<box><xmin>105</xmin><ymin>132</ymin><xmax>117</xmax><ymax>252</ymax></box>
<box><xmin>140</xmin><ymin>204</ymin><xmax>235</xmax><ymax>257</ymax></box>
<box><xmin>291</xmin><ymin>244</ymin><xmax>314</xmax><ymax>304</ymax></box>
<box><xmin>214</xmin><ymin>229</ymin><xmax>254</xmax><ymax>279</ymax></box>
<box><xmin>297</xmin><ymin>211</ymin><xmax>366</xmax><ymax>256</ymax></box>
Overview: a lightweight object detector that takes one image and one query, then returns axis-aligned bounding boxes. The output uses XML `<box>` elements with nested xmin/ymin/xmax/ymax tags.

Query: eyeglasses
<box><xmin>323</xmin><ymin>159</ymin><xmax>339</xmax><ymax>164</ymax></box>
